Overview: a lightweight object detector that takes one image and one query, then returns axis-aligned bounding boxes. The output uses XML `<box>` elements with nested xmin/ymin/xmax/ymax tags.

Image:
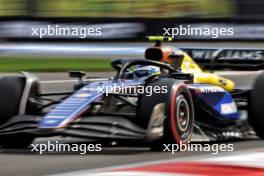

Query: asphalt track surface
<box><xmin>0</xmin><ymin>71</ymin><xmax>262</xmax><ymax>176</ymax></box>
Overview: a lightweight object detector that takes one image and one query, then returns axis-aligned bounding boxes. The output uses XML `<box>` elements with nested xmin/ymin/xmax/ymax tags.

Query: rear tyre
<box><xmin>249</xmin><ymin>72</ymin><xmax>264</xmax><ymax>139</ymax></box>
<box><xmin>0</xmin><ymin>76</ymin><xmax>35</xmax><ymax>148</ymax></box>
<box><xmin>0</xmin><ymin>76</ymin><xmax>25</xmax><ymax>124</ymax></box>
<box><xmin>138</xmin><ymin>79</ymin><xmax>194</xmax><ymax>149</ymax></box>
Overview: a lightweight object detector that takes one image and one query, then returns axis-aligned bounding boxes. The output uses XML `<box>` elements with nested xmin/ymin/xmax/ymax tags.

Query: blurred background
<box><xmin>0</xmin><ymin>0</ymin><xmax>235</xmax><ymax>17</ymax></box>
<box><xmin>0</xmin><ymin>1</ymin><xmax>264</xmax><ymax>176</ymax></box>
<box><xmin>0</xmin><ymin>0</ymin><xmax>261</xmax><ymax>18</ymax></box>
<box><xmin>1</xmin><ymin>0</ymin><xmax>264</xmax><ymax>18</ymax></box>
<box><xmin>0</xmin><ymin>0</ymin><xmax>263</xmax><ymax>72</ymax></box>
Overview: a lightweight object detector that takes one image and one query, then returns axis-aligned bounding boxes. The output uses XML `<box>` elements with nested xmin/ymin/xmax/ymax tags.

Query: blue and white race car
<box><xmin>0</xmin><ymin>39</ymin><xmax>263</xmax><ymax>149</ymax></box>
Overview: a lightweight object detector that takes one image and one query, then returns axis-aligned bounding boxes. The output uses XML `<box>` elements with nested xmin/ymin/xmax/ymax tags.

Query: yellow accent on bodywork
<box><xmin>193</xmin><ymin>72</ymin><xmax>235</xmax><ymax>92</ymax></box>
<box><xmin>147</xmin><ymin>36</ymin><xmax>173</xmax><ymax>41</ymax></box>
<box><xmin>180</xmin><ymin>52</ymin><xmax>235</xmax><ymax>92</ymax></box>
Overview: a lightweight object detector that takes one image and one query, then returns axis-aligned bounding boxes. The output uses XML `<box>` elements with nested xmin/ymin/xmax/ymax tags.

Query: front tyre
<box><xmin>164</xmin><ymin>83</ymin><xmax>194</xmax><ymax>144</ymax></box>
<box><xmin>249</xmin><ymin>72</ymin><xmax>264</xmax><ymax>139</ymax></box>
<box><xmin>139</xmin><ymin>79</ymin><xmax>194</xmax><ymax>149</ymax></box>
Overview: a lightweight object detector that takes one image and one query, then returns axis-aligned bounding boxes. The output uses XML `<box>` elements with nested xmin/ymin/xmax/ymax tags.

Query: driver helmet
<box><xmin>131</xmin><ymin>65</ymin><xmax>161</xmax><ymax>78</ymax></box>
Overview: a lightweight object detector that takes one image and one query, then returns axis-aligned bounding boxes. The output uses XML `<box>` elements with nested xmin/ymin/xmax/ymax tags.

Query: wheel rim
<box><xmin>176</xmin><ymin>99</ymin><xmax>190</xmax><ymax>131</ymax></box>
<box><xmin>176</xmin><ymin>95</ymin><xmax>190</xmax><ymax>132</ymax></box>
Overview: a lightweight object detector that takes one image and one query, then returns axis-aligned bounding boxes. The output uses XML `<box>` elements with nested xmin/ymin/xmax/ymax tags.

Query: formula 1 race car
<box><xmin>0</xmin><ymin>37</ymin><xmax>263</xmax><ymax>148</ymax></box>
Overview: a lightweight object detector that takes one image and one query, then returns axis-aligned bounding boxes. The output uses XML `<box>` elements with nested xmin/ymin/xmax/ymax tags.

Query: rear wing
<box><xmin>180</xmin><ymin>48</ymin><xmax>264</xmax><ymax>71</ymax></box>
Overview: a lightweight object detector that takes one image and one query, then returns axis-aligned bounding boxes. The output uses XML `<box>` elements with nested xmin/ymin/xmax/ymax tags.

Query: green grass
<box><xmin>0</xmin><ymin>57</ymin><xmax>113</xmax><ymax>72</ymax></box>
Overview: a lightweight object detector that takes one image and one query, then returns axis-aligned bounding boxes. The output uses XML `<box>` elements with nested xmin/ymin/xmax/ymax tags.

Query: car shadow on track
<box><xmin>0</xmin><ymin>140</ymin><xmax>151</xmax><ymax>155</ymax></box>
<box><xmin>0</xmin><ymin>138</ymin><xmax>260</xmax><ymax>155</ymax></box>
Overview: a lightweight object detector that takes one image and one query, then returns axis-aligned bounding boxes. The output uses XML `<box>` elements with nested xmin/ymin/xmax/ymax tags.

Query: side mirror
<box><xmin>169</xmin><ymin>54</ymin><xmax>184</xmax><ymax>69</ymax></box>
<box><xmin>69</xmin><ymin>71</ymin><xmax>86</xmax><ymax>82</ymax></box>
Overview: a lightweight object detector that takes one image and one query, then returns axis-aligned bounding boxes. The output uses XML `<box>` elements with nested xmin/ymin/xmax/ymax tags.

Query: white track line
<box><xmin>204</xmin><ymin>151</ymin><xmax>264</xmax><ymax>168</ymax></box>
<box><xmin>78</xmin><ymin>171</ymin><xmax>194</xmax><ymax>176</ymax></box>
<box><xmin>40</xmin><ymin>80</ymin><xmax>77</xmax><ymax>84</ymax></box>
<box><xmin>215</xmin><ymin>71</ymin><xmax>262</xmax><ymax>76</ymax></box>
<box><xmin>40</xmin><ymin>78</ymin><xmax>109</xmax><ymax>84</ymax></box>
<box><xmin>47</xmin><ymin>147</ymin><xmax>264</xmax><ymax>176</ymax></box>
